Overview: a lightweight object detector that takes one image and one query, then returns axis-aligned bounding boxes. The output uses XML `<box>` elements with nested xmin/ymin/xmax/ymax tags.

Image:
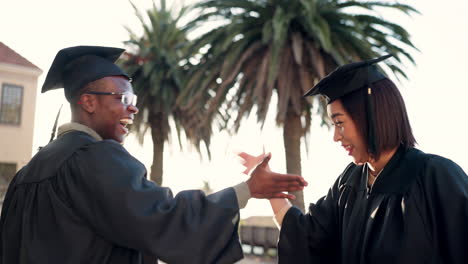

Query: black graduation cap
<box><xmin>41</xmin><ymin>46</ymin><xmax>130</xmax><ymax>102</ymax></box>
<box><xmin>304</xmin><ymin>54</ymin><xmax>392</xmax><ymax>101</ymax></box>
<box><xmin>304</xmin><ymin>54</ymin><xmax>393</xmax><ymax>156</ymax></box>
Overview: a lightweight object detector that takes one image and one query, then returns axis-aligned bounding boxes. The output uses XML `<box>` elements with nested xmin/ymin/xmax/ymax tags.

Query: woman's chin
<box><xmin>351</xmin><ymin>156</ymin><xmax>367</xmax><ymax>165</ymax></box>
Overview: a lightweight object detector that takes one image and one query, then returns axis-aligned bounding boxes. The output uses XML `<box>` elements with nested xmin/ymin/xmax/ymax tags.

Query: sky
<box><xmin>1</xmin><ymin>0</ymin><xmax>467</xmax><ymax>218</ymax></box>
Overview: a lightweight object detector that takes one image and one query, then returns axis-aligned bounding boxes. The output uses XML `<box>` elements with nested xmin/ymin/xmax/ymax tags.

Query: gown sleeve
<box><xmin>56</xmin><ymin>140</ymin><xmax>243</xmax><ymax>264</ymax></box>
<box><xmin>422</xmin><ymin>156</ymin><xmax>468</xmax><ymax>263</ymax></box>
<box><xmin>277</xmin><ymin>165</ymin><xmax>353</xmax><ymax>264</ymax></box>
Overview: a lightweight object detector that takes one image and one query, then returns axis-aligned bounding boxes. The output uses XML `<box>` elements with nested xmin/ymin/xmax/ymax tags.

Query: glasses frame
<box><xmin>84</xmin><ymin>91</ymin><xmax>137</xmax><ymax>106</ymax></box>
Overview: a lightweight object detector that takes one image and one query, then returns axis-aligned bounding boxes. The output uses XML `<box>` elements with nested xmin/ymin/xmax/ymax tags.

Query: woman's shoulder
<box><xmin>425</xmin><ymin>154</ymin><xmax>467</xmax><ymax>180</ymax></box>
<box><xmin>410</xmin><ymin>148</ymin><xmax>467</xmax><ymax>190</ymax></box>
<box><xmin>410</xmin><ymin>148</ymin><xmax>465</xmax><ymax>175</ymax></box>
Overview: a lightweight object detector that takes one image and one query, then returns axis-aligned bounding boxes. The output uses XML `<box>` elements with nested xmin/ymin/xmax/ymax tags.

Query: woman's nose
<box><xmin>333</xmin><ymin>127</ymin><xmax>342</xmax><ymax>142</ymax></box>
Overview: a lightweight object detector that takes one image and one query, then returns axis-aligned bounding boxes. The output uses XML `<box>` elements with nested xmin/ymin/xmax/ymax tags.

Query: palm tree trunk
<box><xmin>283</xmin><ymin>109</ymin><xmax>305</xmax><ymax>212</ymax></box>
<box><xmin>149</xmin><ymin>112</ymin><xmax>165</xmax><ymax>186</ymax></box>
<box><xmin>142</xmin><ymin>113</ymin><xmax>166</xmax><ymax>264</ymax></box>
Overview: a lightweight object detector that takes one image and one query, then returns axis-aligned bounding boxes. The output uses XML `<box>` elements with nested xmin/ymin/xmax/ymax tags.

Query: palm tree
<box><xmin>120</xmin><ymin>0</ymin><xmax>211</xmax><ymax>186</ymax></box>
<box><xmin>180</xmin><ymin>0</ymin><xmax>418</xmax><ymax>211</ymax></box>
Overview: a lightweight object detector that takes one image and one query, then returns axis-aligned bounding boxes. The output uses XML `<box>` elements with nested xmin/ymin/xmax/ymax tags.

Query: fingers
<box><xmin>238</xmin><ymin>152</ymin><xmax>265</xmax><ymax>161</ymax></box>
<box><xmin>272</xmin><ymin>173</ymin><xmax>308</xmax><ymax>186</ymax></box>
<box><xmin>268</xmin><ymin>175</ymin><xmax>308</xmax><ymax>193</ymax></box>
<box><xmin>270</xmin><ymin>182</ymin><xmax>305</xmax><ymax>192</ymax></box>
<box><xmin>270</xmin><ymin>179</ymin><xmax>305</xmax><ymax>188</ymax></box>
<box><xmin>273</xmin><ymin>193</ymin><xmax>296</xmax><ymax>200</ymax></box>
<box><xmin>237</xmin><ymin>152</ymin><xmax>251</xmax><ymax>160</ymax></box>
<box><xmin>249</xmin><ymin>172</ymin><xmax>307</xmax><ymax>194</ymax></box>
<box><xmin>268</xmin><ymin>185</ymin><xmax>304</xmax><ymax>193</ymax></box>
<box><xmin>260</xmin><ymin>153</ymin><xmax>272</xmax><ymax>166</ymax></box>
<box><xmin>239</xmin><ymin>152</ymin><xmax>267</xmax><ymax>169</ymax></box>
<box><xmin>255</xmin><ymin>180</ymin><xmax>304</xmax><ymax>194</ymax></box>
<box><xmin>257</xmin><ymin>192</ymin><xmax>296</xmax><ymax>200</ymax></box>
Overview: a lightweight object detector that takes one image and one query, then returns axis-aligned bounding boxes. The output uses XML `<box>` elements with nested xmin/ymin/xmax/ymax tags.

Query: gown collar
<box><xmin>365</xmin><ymin>146</ymin><xmax>425</xmax><ymax>194</ymax></box>
<box><xmin>57</xmin><ymin>122</ymin><xmax>103</xmax><ymax>141</ymax></box>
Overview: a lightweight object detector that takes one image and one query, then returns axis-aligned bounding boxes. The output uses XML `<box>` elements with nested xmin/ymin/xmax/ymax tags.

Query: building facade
<box><xmin>0</xmin><ymin>42</ymin><xmax>42</xmax><ymax>202</ymax></box>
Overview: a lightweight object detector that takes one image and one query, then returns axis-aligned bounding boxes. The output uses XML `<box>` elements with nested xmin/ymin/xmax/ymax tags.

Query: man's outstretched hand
<box><xmin>244</xmin><ymin>153</ymin><xmax>308</xmax><ymax>200</ymax></box>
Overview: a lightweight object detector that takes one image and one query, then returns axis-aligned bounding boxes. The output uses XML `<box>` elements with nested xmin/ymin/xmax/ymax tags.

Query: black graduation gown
<box><xmin>0</xmin><ymin>131</ymin><xmax>243</xmax><ymax>264</ymax></box>
<box><xmin>278</xmin><ymin>147</ymin><xmax>468</xmax><ymax>264</ymax></box>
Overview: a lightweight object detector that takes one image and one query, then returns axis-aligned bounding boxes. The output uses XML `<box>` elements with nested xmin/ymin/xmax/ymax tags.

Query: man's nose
<box><xmin>128</xmin><ymin>104</ymin><xmax>139</xmax><ymax>114</ymax></box>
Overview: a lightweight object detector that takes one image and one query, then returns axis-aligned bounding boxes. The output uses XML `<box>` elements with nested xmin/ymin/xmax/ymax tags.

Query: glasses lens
<box><xmin>122</xmin><ymin>92</ymin><xmax>137</xmax><ymax>106</ymax></box>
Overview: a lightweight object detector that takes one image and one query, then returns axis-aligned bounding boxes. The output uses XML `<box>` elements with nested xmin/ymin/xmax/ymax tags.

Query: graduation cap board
<box><xmin>304</xmin><ymin>54</ymin><xmax>393</xmax><ymax>155</ymax></box>
<box><xmin>41</xmin><ymin>45</ymin><xmax>130</xmax><ymax>102</ymax></box>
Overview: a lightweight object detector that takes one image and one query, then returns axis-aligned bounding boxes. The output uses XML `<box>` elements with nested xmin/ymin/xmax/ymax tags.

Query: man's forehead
<box><xmin>101</xmin><ymin>76</ymin><xmax>133</xmax><ymax>92</ymax></box>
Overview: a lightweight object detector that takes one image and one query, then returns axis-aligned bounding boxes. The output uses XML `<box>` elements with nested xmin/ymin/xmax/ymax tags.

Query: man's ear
<box><xmin>79</xmin><ymin>94</ymin><xmax>96</xmax><ymax>113</ymax></box>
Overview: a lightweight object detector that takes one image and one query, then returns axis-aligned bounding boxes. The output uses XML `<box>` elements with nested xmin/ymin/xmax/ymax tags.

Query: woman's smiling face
<box><xmin>328</xmin><ymin>99</ymin><xmax>369</xmax><ymax>165</ymax></box>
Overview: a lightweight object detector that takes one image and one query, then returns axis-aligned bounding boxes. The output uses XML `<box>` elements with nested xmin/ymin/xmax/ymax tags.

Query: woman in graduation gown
<box><xmin>241</xmin><ymin>55</ymin><xmax>468</xmax><ymax>263</ymax></box>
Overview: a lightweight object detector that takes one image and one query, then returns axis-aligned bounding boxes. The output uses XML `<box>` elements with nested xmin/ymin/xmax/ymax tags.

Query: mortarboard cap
<box><xmin>304</xmin><ymin>54</ymin><xmax>392</xmax><ymax>102</ymax></box>
<box><xmin>41</xmin><ymin>46</ymin><xmax>130</xmax><ymax>102</ymax></box>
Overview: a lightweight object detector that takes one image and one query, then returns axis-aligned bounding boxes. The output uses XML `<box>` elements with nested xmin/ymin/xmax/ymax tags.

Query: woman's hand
<box><xmin>238</xmin><ymin>151</ymin><xmax>269</xmax><ymax>175</ymax></box>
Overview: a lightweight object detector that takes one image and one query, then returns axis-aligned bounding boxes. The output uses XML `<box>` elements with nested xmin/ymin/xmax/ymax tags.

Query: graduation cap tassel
<box><xmin>49</xmin><ymin>104</ymin><xmax>63</xmax><ymax>143</ymax></box>
<box><xmin>37</xmin><ymin>104</ymin><xmax>63</xmax><ymax>151</ymax></box>
<box><xmin>366</xmin><ymin>88</ymin><xmax>378</xmax><ymax>156</ymax></box>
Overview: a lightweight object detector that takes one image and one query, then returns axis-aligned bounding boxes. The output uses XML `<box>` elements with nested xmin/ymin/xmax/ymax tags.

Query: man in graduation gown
<box><xmin>0</xmin><ymin>46</ymin><xmax>307</xmax><ymax>264</ymax></box>
<box><xmin>243</xmin><ymin>55</ymin><xmax>468</xmax><ymax>263</ymax></box>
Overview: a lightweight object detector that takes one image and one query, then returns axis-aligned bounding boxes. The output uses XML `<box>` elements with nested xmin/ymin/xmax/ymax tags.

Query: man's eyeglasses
<box><xmin>84</xmin><ymin>91</ymin><xmax>137</xmax><ymax>106</ymax></box>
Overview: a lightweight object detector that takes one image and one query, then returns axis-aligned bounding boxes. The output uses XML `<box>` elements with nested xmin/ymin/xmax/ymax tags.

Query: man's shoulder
<box><xmin>43</xmin><ymin>131</ymin><xmax>127</xmax><ymax>156</ymax></box>
<box><xmin>38</xmin><ymin>131</ymin><xmax>98</xmax><ymax>160</ymax></box>
<box><xmin>17</xmin><ymin>132</ymin><xmax>102</xmax><ymax>183</ymax></box>
<box><xmin>76</xmin><ymin>139</ymin><xmax>134</xmax><ymax>163</ymax></box>
<box><xmin>75</xmin><ymin>138</ymin><xmax>144</xmax><ymax>172</ymax></box>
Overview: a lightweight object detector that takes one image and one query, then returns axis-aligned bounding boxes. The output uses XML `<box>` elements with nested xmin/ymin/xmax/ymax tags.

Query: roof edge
<box><xmin>0</xmin><ymin>42</ymin><xmax>42</xmax><ymax>71</ymax></box>
<box><xmin>0</xmin><ymin>62</ymin><xmax>43</xmax><ymax>77</ymax></box>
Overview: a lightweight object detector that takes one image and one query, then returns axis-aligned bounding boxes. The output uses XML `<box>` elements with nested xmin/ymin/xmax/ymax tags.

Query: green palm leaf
<box><xmin>120</xmin><ymin>0</ymin><xmax>213</xmax><ymax>187</ymax></box>
<box><xmin>182</xmin><ymin>0</ymin><xmax>419</xmax><ymax>211</ymax></box>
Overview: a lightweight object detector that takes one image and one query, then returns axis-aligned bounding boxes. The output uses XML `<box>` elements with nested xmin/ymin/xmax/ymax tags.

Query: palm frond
<box><xmin>183</xmin><ymin>0</ymin><xmax>419</xmax><ymax>144</ymax></box>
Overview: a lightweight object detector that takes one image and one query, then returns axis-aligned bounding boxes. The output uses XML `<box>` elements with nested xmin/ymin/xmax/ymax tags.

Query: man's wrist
<box><xmin>233</xmin><ymin>182</ymin><xmax>251</xmax><ymax>209</ymax></box>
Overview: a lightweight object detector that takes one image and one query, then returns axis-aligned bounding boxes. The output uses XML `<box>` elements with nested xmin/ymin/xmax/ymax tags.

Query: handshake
<box><xmin>238</xmin><ymin>152</ymin><xmax>308</xmax><ymax>200</ymax></box>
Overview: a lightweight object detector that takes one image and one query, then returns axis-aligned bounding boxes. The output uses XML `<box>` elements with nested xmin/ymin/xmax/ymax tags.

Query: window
<box><xmin>0</xmin><ymin>163</ymin><xmax>16</xmax><ymax>204</ymax></box>
<box><xmin>0</xmin><ymin>83</ymin><xmax>23</xmax><ymax>125</ymax></box>
<box><xmin>0</xmin><ymin>162</ymin><xmax>16</xmax><ymax>184</ymax></box>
